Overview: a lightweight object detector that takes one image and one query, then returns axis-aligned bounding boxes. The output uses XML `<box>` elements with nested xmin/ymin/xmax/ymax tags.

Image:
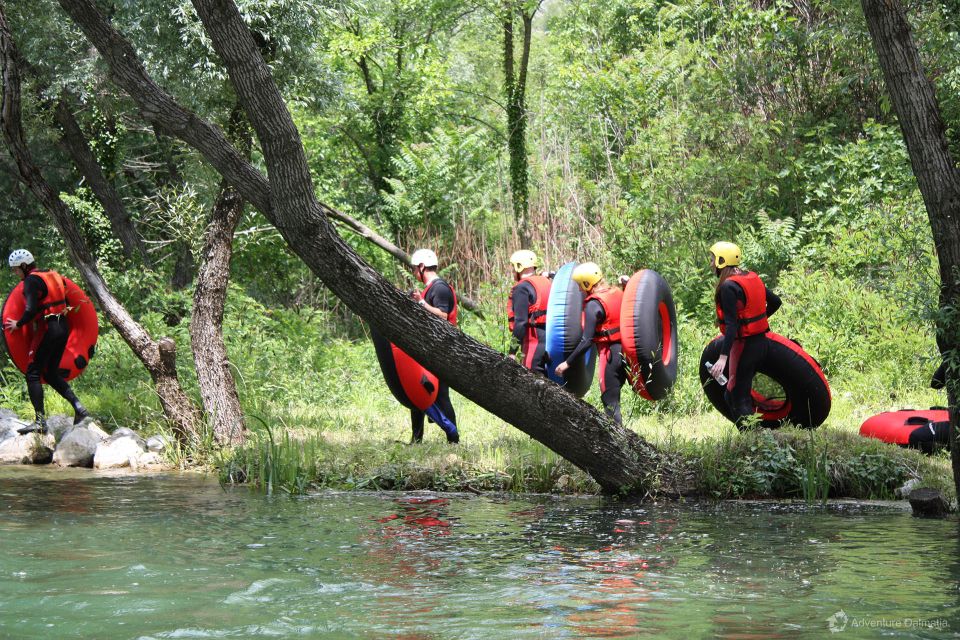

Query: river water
<box><xmin>0</xmin><ymin>467</ymin><xmax>958</xmax><ymax>639</ymax></box>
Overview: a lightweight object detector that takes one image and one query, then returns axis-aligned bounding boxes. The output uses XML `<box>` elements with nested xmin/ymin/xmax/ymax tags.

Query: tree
<box><xmin>322</xmin><ymin>0</ymin><xmax>466</xmax><ymax>228</ymax></box>
<box><xmin>0</xmin><ymin>11</ymin><xmax>203</xmax><ymax>443</ymax></box>
<box><xmin>190</xmin><ymin>104</ymin><xmax>251</xmax><ymax>447</ymax></box>
<box><xmin>53</xmin><ymin>92</ymin><xmax>149</xmax><ymax>263</ymax></box>
<box><xmin>500</xmin><ymin>0</ymin><xmax>541</xmax><ymax>244</ymax></box>
<box><xmin>861</xmin><ymin>0</ymin><xmax>960</xmax><ymax>497</ymax></box>
<box><xmin>53</xmin><ymin>0</ymin><xmax>674</xmax><ymax>495</ymax></box>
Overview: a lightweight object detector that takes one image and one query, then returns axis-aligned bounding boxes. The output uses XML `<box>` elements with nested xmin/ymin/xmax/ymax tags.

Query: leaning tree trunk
<box><xmin>0</xmin><ymin>16</ymin><xmax>202</xmax><ymax>444</ymax></box>
<box><xmin>54</xmin><ymin>94</ymin><xmax>149</xmax><ymax>263</ymax></box>
<box><xmin>861</xmin><ymin>0</ymin><xmax>960</xmax><ymax>496</ymax></box>
<box><xmin>190</xmin><ymin>105</ymin><xmax>251</xmax><ymax>447</ymax></box>
<box><xmin>54</xmin><ymin>0</ymin><xmax>671</xmax><ymax>495</ymax></box>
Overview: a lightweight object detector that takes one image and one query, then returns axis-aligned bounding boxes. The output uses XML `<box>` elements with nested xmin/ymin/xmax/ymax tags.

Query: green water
<box><xmin>0</xmin><ymin>468</ymin><xmax>958</xmax><ymax>639</ymax></box>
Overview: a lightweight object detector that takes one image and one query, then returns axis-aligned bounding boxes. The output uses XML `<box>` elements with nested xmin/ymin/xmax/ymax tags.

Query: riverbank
<box><xmin>217</xmin><ymin>396</ymin><xmax>956</xmax><ymax>503</ymax></box>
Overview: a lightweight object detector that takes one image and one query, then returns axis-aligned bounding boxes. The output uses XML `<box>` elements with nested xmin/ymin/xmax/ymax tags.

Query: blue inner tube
<box><xmin>545</xmin><ymin>262</ymin><xmax>596</xmax><ymax>397</ymax></box>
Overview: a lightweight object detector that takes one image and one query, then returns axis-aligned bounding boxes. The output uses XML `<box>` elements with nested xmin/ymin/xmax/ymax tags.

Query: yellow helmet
<box><xmin>709</xmin><ymin>241</ymin><xmax>741</xmax><ymax>268</ymax></box>
<box><xmin>572</xmin><ymin>262</ymin><xmax>603</xmax><ymax>293</ymax></box>
<box><xmin>509</xmin><ymin>249</ymin><xmax>538</xmax><ymax>273</ymax></box>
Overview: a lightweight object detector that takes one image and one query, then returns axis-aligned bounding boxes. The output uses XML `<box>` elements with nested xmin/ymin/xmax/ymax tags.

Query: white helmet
<box><xmin>8</xmin><ymin>249</ymin><xmax>34</xmax><ymax>268</ymax></box>
<box><xmin>410</xmin><ymin>248</ymin><xmax>439</xmax><ymax>268</ymax></box>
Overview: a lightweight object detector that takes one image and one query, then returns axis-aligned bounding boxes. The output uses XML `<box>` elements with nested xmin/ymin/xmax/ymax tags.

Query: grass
<box><xmin>215</xmin><ymin>382</ymin><xmax>956</xmax><ymax>502</ymax></box>
<box><xmin>2</xmin><ymin>293</ymin><xmax>953</xmax><ymax>503</ymax></box>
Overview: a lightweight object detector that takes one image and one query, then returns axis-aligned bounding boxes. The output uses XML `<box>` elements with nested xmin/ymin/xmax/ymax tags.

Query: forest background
<box><xmin>0</xmin><ymin>0</ymin><xmax>954</xmax><ymax>497</ymax></box>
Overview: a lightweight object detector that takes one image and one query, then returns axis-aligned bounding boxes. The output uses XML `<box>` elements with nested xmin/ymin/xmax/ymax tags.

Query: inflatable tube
<box><xmin>621</xmin><ymin>269</ymin><xmax>678</xmax><ymax>400</ymax></box>
<box><xmin>371</xmin><ymin>330</ymin><xmax>438</xmax><ymax>411</ymax></box>
<box><xmin>859</xmin><ymin>409</ymin><xmax>951</xmax><ymax>453</ymax></box>
<box><xmin>545</xmin><ymin>262</ymin><xmax>597</xmax><ymax>397</ymax></box>
<box><xmin>1</xmin><ymin>277</ymin><xmax>98</xmax><ymax>382</ymax></box>
<box><xmin>699</xmin><ymin>332</ymin><xmax>831</xmax><ymax>429</ymax></box>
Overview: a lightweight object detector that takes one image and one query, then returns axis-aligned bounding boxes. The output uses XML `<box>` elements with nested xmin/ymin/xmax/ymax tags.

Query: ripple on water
<box><xmin>0</xmin><ymin>469</ymin><xmax>958</xmax><ymax>639</ymax></box>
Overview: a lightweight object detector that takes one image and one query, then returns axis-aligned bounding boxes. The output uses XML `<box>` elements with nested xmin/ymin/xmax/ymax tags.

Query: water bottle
<box><xmin>705</xmin><ymin>361</ymin><xmax>728</xmax><ymax>386</ymax></box>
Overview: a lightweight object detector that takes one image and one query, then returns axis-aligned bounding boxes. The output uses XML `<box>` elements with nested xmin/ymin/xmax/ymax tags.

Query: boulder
<box><xmin>0</xmin><ymin>412</ymin><xmax>30</xmax><ymax>439</ymax></box>
<box><xmin>46</xmin><ymin>415</ymin><xmax>74</xmax><ymax>441</ymax></box>
<box><xmin>52</xmin><ymin>423</ymin><xmax>109</xmax><ymax>468</ymax></box>
<box><xmin>93</xmin><ymin>433</ymin><xmax>148</xmax><ymax>470</ymax></box>
<box><xmin>908</xmin><ymin>488</ymin><xmax>952</xmax><ymax>518</ymax></box>
<box><xmin>130</xmin><ymin>451</ymin><xmax>162</xmax><ymax>471</ymax></box>
<box><xmin>0</xmin><ymin>432</ymin><xmax>55</xmax><ymax>464</ymax></box>
<box><xmin>112</xmin><ymin>427</ymin><xmax>146</xmax><ymax>447</ymax></box>
<box><xmin>146</xmin><ymin>435</ymin><xmax>169</xmax><ymax>453</ymax></box>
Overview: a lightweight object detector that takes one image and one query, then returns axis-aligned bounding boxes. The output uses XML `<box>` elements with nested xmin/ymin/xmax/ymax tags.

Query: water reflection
<box><xmin>0</xmin><ymin>468</ymin><xmax>958</xmax><ymax>639</ymax></box>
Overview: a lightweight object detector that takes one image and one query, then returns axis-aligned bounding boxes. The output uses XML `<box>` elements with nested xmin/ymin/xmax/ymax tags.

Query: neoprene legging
<box><xmin>522</xmin><ymin>326</ymin><xmax>548</xmax><ymax>375</ymax></box>
<box><xmin>26</xmin><ymin>316</ymin><xmax>81</xmax><ymax>417</ymax></box>
<box><xmin>411</xmin><ymin>383</ymin><xmax>457</xmax><ymax>442</ymax></box>
<box><xmin>598</xmin><ymin>343</ymin><xmax>627</xmax><ymax>426</ymax></box>
<box><xmin>725</xmin><ymin>333</ymin><xmax>769</xmax><ymax>429</ymax></box>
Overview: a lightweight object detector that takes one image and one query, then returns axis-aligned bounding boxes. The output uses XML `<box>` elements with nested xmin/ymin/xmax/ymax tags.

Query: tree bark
<box><xmin>0</xmin><ymin>14</ymin><xmax>202</xmax><ymax>444</ymax></box>
<box><xmin>861</xmin><ymin>0</ymin><xmax>960</xmax><ymax>497</ymax></box>
<box><xmin>54</xmin><ymin>93</ymin><xmax>149</xmax><ymax>263</ymax></box>
<box><xmin>191</xmin><ymin>105</ymin><xmax>250</xmax><ymax>447</ymax></box>
<box><xmin>55</xmin><ymin>0</ymin><xmax>669</xmax><ymax>494</ymax></box>
<box><xmin>502</xmin><ymin>1</ymin><xmax>538</xmax><ymax>245</ymax></box>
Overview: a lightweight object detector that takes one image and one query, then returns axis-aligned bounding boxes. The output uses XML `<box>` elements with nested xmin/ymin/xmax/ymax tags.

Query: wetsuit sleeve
<box><xmin>425</xmin><ymin>281</ymin><xmax>455</xmax><ymax>315</ymax></box>
<box><xmin>565</xmin><ymin>300</ymin><xmax>603</xmax><ymax>366</ymax></box>
<box><xmin>15</xmin><ymin>275</ymin><xmax>45</xmax><ymax>327</ymax></box>
<box><xmin>511</xmin><ymin>282</ymin><xmax>534</xmax><ymax>346</ymax></box>
<box><xmin>765</xmin><ymin>288</ymin><xmax>782</xmax><ymax>318</ymax></box>
<box><xmin>719</xmin><ymin>280</ymin><xmax>743</xmax><ymax>356</ymax></box>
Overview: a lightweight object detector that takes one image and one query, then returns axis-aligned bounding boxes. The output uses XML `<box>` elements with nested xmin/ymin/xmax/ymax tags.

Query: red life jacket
<box><xmin>31</xmin><ymin>269</ymin><xmax>68</xmax><ymax>317</ymax></box>
<box><xmin>585</xmin><ymin>287</ymin><xmax>623</xmax><ymax>345</ymax></box>
<box><xmin>507</xmin><ymin>274</ymin><xmax>551</xmax><ymax>331</ymax></box>
<box><xmin>423</xmin><ymin>278</ymin><xmax>458</xmax><ymax>326</ymax></box>
<box><xmin>715</xmin><ymin>271</ymin><xmax>770</xmax><ymax>338</ymax></box>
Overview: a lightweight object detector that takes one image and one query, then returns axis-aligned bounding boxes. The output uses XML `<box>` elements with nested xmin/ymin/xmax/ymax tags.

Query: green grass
<box><xmin>2</xmin><ymin>288</ymin><xmax>953</xmax><ymax>503</ymax></box>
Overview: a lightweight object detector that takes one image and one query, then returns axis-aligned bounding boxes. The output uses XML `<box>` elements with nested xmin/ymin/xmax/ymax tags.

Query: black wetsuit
<box><xmin>411</xmin><ymin>278</ymin><xmax>458</xmax><ymax>443</ymax></box>
<box><xmin>15</xmin><ymin>271</ymin><xmax>84</xmax><ymax>419</ymax></box>
<box><xmin>509</xmin><ymin>279</ymin><xmax>548</xmax><ymax>375</ymax></box>
<box><xmin>565</xmin><ymin>299</ymin><xmax>626</xmax><ymax>425</ymax></box>
<box><xmin>717</xmin><ymin>279</ymin><xmax>782</xmax><ymax>427</ymax></box>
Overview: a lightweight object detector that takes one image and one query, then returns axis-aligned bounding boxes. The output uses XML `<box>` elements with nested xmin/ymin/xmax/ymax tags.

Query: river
<box><xmin>1</xmin><ymin>467</ymin><xmax>958</xmax><ymax>638</ymax></box>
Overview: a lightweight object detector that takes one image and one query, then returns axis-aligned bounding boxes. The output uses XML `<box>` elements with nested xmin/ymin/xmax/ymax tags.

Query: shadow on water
<box><xmin>0</xmin><ymin>467</ymin><xmax>958</xmax><ymax>639</ymax></box>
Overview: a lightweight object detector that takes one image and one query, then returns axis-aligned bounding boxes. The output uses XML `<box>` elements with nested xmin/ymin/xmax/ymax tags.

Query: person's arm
<box><xmin>563</xmin><ymin>301</ymin><xmax>603</xmax><ymax>366</ymax></box>
<box><xmin>719</xmin><ymin>281</ymin><xmax>742</xmax><ymax>356</ymax></box>
<box><xmin>765</xmin><ymin>287</ymin><xmax>782</xmax><ymax>318</ymax></box>
<box><xmin>16</xmin><ymin>275</ymin><xmax>43</xmax><ymax>327</ymax></box>
<box><xmin>510</xmin><ymin>282</ymin><xmax>533</xmax><ymax>348</ymax></box>
<box><xmin>421</xmin><ymin>282</ymin><xmax>453</xmax><ymax>321</ymax></box>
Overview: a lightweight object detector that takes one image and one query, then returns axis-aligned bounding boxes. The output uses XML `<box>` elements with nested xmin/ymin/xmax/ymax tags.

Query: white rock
<box><xmin>146</xmin><ymin>435</ymin><xmax>169</xmax><ymax>453</ymax></box>
<box><xmin>0</xmin><ymin>413</ymin><xmax>30</xmax><ymax>439</ymax></box>
<box><xmin>52</xmin><ymin>424</ymin><xmax>108</xmax><ymax>468</ymax></box>
<box><xmin>0</xmin><ymin>432</ymin><xmax>55</xmax><ymax>464</ymax></box>
<box><xmin>45</xmin><ymin>415</ymin><xmax>75</xmax><ymax>441</ymax></box>
<box><xmin>93</xmin><ymin>434</ymin><xmax>147</xmax><ymax>470</ymax></box>
<box><xmin>112</xmin><ymin>428</ymin><xmax>146</xmax><ymax>447</ymax></box>
<box><xmin>137</xmin><ymin>451</ymin><xmax>162</xmax><ymax>466</ymax></box>
<box><xmin>897</xmin><ymin>478</ymin><xmax>922</xmax><ymax>499</ymax></box>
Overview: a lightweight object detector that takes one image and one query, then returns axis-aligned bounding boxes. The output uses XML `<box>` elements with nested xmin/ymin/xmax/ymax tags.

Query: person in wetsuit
<box><xmin>706</xmin><ymin>241</ymin><xmax>782</xmax><ymax>430</ymax></box>
<box><xmin>3</xmin><ymin>249</ymin><xmax>90</xmax><ymax>434</ymax></box>
<box><xmin>555</xmin><ymin>262</ymin><xmax>627</xmax><ymax>425</ymax></box>
<box><xmin>507</xmin><ymin>249</ymin><xmax>551</xmax><ymax>375</ymax></box>
<box><xmin>409</xmin><ymin>248</ymin><xmax>459</xmax><ymax>444</ymax></box>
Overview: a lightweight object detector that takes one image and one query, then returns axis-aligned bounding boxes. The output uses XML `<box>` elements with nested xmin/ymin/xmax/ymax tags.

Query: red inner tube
<box><xmin>621</xmin><ymin>269</ymin><xmax>679</xmax><ymax>401</ymax></box>
<box><xmin>1</xmin><ymin>277</ymin><xmax>98</xmax><ymax>383</ymax></box>
<box><xmin>371</xmin><ymin>330</ymin><xmax>439</xmax><ymax>412</ymax></box>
